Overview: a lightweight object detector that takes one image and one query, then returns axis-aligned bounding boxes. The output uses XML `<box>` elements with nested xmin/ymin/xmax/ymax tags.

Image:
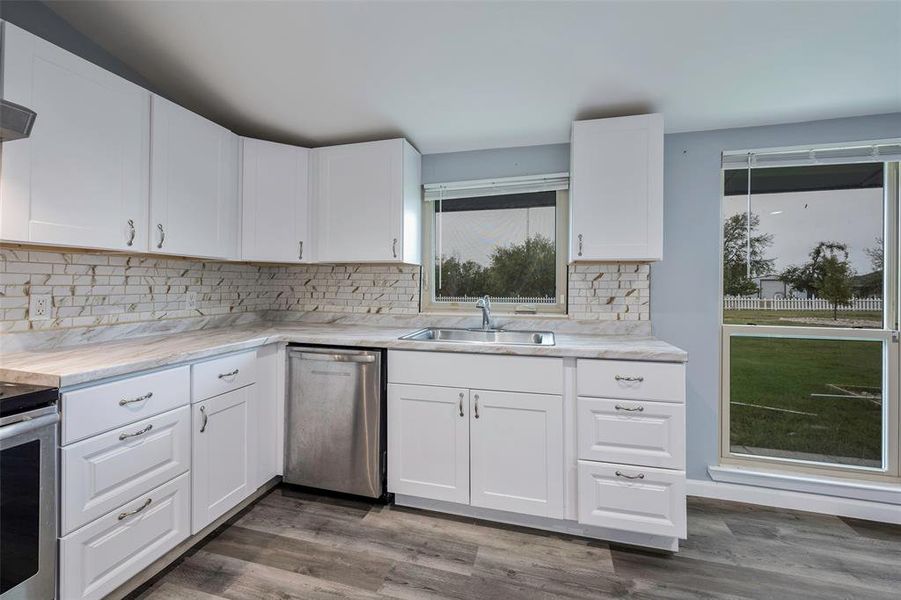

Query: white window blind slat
<box><xmin>722</xmin><ymin>140</ymin><xmax>901</xmax><ymax>170</ymax></box>
<box><xmin>423</xmin><ymin>173</ymin><xmax>569</xmax><ymax>201</ymax></box>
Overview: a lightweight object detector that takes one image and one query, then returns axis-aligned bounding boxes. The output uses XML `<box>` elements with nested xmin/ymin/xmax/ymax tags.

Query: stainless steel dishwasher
<box><xmin>285</xmin><ymin>346</ymin><xmax>386</xmax><ymax>499</ymax></box>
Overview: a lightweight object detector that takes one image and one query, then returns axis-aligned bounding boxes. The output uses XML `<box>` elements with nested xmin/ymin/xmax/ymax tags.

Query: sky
<box><xmin>723</xmin><ymin>188</ymin><xmax>883</xmax><ymax>274</ymax></box>
<box><xmin>437</xmin><ymin>206</ymin><xmax>556</xmax><ymax>266</ymax></box>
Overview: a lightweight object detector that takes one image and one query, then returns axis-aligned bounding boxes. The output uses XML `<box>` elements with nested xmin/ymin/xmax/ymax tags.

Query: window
<box><xmin>421</xmin><ymin>175</ymin><xmax>568</xmax><ymax>314</ymax></box>
<box><xmin>720</xmin><ymin>143</ymin><xmax>900</xmax><ymax>481</ymax></box>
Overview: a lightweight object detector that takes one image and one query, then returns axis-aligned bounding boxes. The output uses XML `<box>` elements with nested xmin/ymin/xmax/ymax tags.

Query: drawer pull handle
<box><xmin>157</xmin><ymin>223</ymin><xmax>165</xmax><ymax>249</ymax></box>
<box><xmin>614</xmin><ymin>375</ymin><xmax>644</xmax><ymax>383</ymax></box>
<box><xmin>119</xmin><ymin>424</ymin><xmax>153</xmax><ymax>441</ymax></box>
<box><xmin>615</xmin><ymin>404</ymin><xmax>644</xmax><ymax>412</ymax></box>
<box><xmin>473</xmin><ymin>394</ymin><xmax>480</xmax><ymax>419</ymax></box>
<box><xmin>199</xmin><ymin>405</ymin><xmax>208</xmax><ymax>433</ymax></box>
<box><xmin>458</xmin><ymin>392</ymin><xmax>465</xmax><ymax>417</ymax></box>
<box><xmin>126</xmin><ymin>219</ymin><xmax>136</xmax><ymax>246</ymax></box>
<box><xmin>615</xmin><ymin>470</ymin><xmax>645</xmax><ymax>480</ymax></box>
<box><xmin>119</xmin><ymin>392</ymin><xmax>153</xmax><ymax>406</ymax></box>
<box><xmin>218</xmin><ymin>369</ymin><xmax>239</xmax><ymax>379</ymax></box>
<box><xmin>118</xmin><ymin>498</ymin><xmax>152</xmax><ymax>520</ymax></box>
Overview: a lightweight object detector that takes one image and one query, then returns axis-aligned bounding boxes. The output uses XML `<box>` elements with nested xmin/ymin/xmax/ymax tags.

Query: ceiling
<box><xmin>46</xmin><ymin>0</ymin><xmax>901</xmax><ymax>154</ymax></box>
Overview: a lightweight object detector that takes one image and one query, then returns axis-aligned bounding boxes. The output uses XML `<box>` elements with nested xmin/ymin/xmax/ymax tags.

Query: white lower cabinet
<box><xmin>61</xmin><ymin>406</ymin><xmax>191</xmax><ymax>535</ymax></box>
<box><xmin>59</xmin><ymin>472</ymin><xmax>190</xmax><ymax>600</ymax></box>
<box><xmin>470</xmin><ymin>390</ymin><xmax>564</xmax><ymax>518</ymax></box>
<box><xmin>388</xmin><ymin>383</ymin><xmax>470</xmax><ymax>504</ymax></box>
<box><xmin>191</xmin><ymin>385</ymin><xmax>252</xmax><ymax>533</ymax></box>
<box><xmin>577</xmin><ymin>460</ymin><xmax>686</xmax><ymax>538</ymax></box>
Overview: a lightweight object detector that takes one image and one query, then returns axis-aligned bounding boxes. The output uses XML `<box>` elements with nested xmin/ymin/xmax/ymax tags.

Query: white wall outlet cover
<box><xmin>29</xmin><ymin>294</ymin><xmax>52</xmax><ymax>321</ymax></box>
<box><xmin>186</xmin><ymin>291</ymin><xmax>198</xmax><ymax>310</ymax></box>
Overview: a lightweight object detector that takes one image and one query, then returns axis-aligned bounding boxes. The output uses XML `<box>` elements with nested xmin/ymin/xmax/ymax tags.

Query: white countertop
<box><xmin>0</xmin><ymin>322</ymin><xmax>687</xmax><ymax>388</ymax></box>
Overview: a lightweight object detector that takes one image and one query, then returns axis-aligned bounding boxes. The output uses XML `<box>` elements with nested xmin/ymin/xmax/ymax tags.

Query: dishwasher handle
<box><xmin>294</xmin><ymin>351</ymin><xmax>376</xmax><ymax>364</ymax></box>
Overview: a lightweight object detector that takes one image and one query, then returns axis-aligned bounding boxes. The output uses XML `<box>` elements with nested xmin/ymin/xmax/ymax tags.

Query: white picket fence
<box><xmin>437</xmin><ymin>295</ymin><xmax>556</xmax><ymax>304</ymax></box>
<box><xmin>723</xmin><ymin>296</ymin><xmax>882</xmax><ymax>311</ymax></box>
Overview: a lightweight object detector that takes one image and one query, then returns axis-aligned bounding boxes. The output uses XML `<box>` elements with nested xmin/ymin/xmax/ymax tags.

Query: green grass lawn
<box><xmin>729</xmin><ymin>336</ymin><xmax>883</xmax><ymax>466</ymax></box>
<box><xmin>724</xmin><ymin>309</ymin><xmax>882</xmax><ymax>327</ymax></box>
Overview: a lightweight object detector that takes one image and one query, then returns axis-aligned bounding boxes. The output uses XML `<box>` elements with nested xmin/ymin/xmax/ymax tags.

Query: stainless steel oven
<box><xmin>0</xmin><ymin>383</ymin><xmax>59</xmax><ymax>600</ymax></box>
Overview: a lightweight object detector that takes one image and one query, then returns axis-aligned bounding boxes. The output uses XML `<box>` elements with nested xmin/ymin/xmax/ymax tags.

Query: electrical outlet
<box><xmin>29</xmin><ymin>294</ymin><xmax>52</xmax><ymax>321</ymax></box>
<box><xmin>186</xmin><ymin>291</ymin><xmax>198</xmax><ymax>310</ymax></box>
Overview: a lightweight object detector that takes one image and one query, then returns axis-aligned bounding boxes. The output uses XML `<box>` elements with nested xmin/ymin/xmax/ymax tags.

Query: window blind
<box><xmin>722</xmin><ymin>140</ymin><xmax>901</xmax><ymax>170</ymax></box>
<box><xmin>423</xmin><ymin>172</ymin><xmax>569</xmax><ymax>201</ymax></box>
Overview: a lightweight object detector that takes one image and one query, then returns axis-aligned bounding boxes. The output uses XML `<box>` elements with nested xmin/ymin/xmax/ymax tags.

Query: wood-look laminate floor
<box><xmin>130</xmin><ymin>487</ymin><xmax>901</xmax><ymax>600</ymax></box>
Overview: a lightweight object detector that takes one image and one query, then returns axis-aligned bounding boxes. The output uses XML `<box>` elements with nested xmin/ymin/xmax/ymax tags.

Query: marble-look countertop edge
<box><xmin>1</xmin><ymin>325</ymin><xmax>688</xmax><ymax>388</ymax></box>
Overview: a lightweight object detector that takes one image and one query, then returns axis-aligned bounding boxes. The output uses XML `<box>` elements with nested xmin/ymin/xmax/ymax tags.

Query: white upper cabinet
<box><xmin>150</xmin><ymin>95</ymin><xmax>239</xmax><ymax>259</ymax></box>
<box><xmin>312</xmin><ymin>138</ymin><xmax>421</xmax><ymax>264</ymax></box>
<box><xmin>241</xmin><ymin>138</ymin><xmax>311</xmax><ymax>262</ymax></box>
<box><xmin>569</xmin><ymin>114</ymin><xmax>664</xmax><ymax>262</ymax></box>
<box><xmin>0</xmin><ymin>22</ymin><xmax>150</xmax><ymax>252</ymax></box>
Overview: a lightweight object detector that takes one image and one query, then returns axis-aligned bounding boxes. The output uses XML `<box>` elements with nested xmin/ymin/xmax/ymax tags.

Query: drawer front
<box><xmin>59</xmin><ymin>472</ymin><xmax>190</xmax><ymax>600</ymax></box>
<box><xmin>61</xmin><ymin>406</ymin><xmax>191</xmax><ymax>535</ymax></box>
<box><xmin>577</xmin><ymin>461</ymin><xmax>686</xmax><ymax>538</ymax></box>
<box><xmin>577</xmin><ymin>397</ymin><xmax>685</xmax><ymax>469</ymax></box>
<box><xmin>191</xmin><ymin>350</ymin><xmax>257</xmax><ymax>401</ymax></box>
<box><xmin>577</xmin><ymin>359</ymin><xmax>684</xmax><ymax>403</ymax></box>
<box><xmin>388</xmin><ymin>350</ymin><xmax>563</xmax><ymax>395</ymax></box>
<box><xmin>62</xmin><ymin>366</ymin><xmax>190</xmax><ymax>445</ymax></box>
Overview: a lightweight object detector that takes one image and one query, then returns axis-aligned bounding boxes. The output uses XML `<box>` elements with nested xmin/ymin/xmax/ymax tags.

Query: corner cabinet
<box><xmin>150</xmin><ymin>95</ymin><xmax>239</xmax><ymax>260</ymax></box>
<box><xmin>0</xmin><ymin>22</ymin><xmax>150</xmax><ymax>252</ymax></box>
<box><xmin>311</xmin><ymin>139</ymin><xmax>421</xmax><ymax>264</ymax></box>
<box><xmin>241</xmin><ymin>138</ymin><xmax>311</xmax><ymax>263</ymax></box>
<box><xmin>570</xmin><ymin>114</ymin><xmax>664</xmax><ymax>262</ymax></box>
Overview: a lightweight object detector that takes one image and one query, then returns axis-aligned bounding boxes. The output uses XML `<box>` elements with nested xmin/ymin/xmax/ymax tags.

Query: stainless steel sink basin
<box><xmin>400</xmin><ymin>327</ymin><xmax>555</xmax><ymax>346</ymax></box>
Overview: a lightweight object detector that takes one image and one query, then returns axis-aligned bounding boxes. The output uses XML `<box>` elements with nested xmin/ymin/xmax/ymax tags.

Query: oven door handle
<box><xmin>0</xmin><ymin>412</ymin><xmax>59</xmax><ymax>441</ymax></box>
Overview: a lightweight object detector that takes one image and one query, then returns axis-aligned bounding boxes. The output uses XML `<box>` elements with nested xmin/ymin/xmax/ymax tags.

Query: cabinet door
<box><xmin>388</xmin><ymin>383</ymin><xmax>469</xmax><ymax>503</ymax></box>
<box><xmin>191</xmin><ymin>386</ymin><xmax>250</xmax><ymax>533</ymax></box>
<box><xmin>312</xmin><ymin>139</ymin><xmax>403</xmax><ymax>263</ymax></box>
<box><xmin>241</xmin><ymin>138</ymin><xmax>310</xmax><ymax>262</ymax></box>
<box><xmin>570</xmin><ymin>114</ymin><xmax>663</xmax><ymax>261</ymax></box>
<box><xmin>470</xmin><ymin>390</ymin><xmax>564</xmax><ymax>518</ymax></box>
<box><xmin>150</xmin><ymin>95</ymin><xmax>239</xmax><ymax>259</ymax></box>
<box><xmin>59</xmin><ymin>472</ymin><xmax>190</xmax><ymax>600</ymax></box>
<box><xmin>0</xmin><ymin>22</ymin><xmax>149</xmax><ymax>251</ymax></box>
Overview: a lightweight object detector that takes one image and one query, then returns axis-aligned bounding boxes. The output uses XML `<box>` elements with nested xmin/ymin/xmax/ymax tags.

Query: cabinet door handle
<box><xmin>119</xmin><ymin>423</ymin><xmax>153</xmax><ymax>441</ymax></box>
<box><xmin>615</xmin><ymin>470</ymin><xmax>645</xmax><ymax>480</ymax></box>
<box><xmin>118</xmin><ymin>497</ymin><xmax>152</xmax><ymax>520</ymax></box>
<box><xmin>218</xmin><ymin>369</ymin><xmax>239</xmax><ymax>379</ymax></box>
<box><xmin>199</xmin><ymin>405</ymin><xmax>208</xmax><ymax>433</ymax></box>
<box><xmin>157</xmin><ymin>223</ymin><xmax>165</xmax><ymax>249</ymax></box>
<box><xmin>473</xmin><ymin>394</ymin><xmax>480</xmax><ymax>419</ymax></box>
<box><xmin>126</xmin><ymin>219</ymin><xmax>136</xmax><ymax>246</ymax></box>
<box><xmin>392</xmin><ymin>238</ymin><xmax>398</xmax><ymax>259</ymax></box>
<box><xmin>578</xmin><ymin>234</ymin><xmax>583</xmax><ymax>257</ymax></box>
<box><xmin>615</xmin><ymin>404</ymin><xmax>644</xmax><ymax>412</ymax></box>
<box><xmin>119</xmin><ymin>392</ymin><xmax>153</xmax><ymax>406</ymax></box>
<box><xmin>615</xmin><ymin>375</ymin><xmax>644</xmax><ymax>383</ymax></box>
<box><xmin>298</xmin><ymin>240</ymin><xmax>304</xmax><ymax>260</ymax></box>
<box><xmin>458</xmin><ymin>392</ymin><xmax>465</xmax><ymax>417</ymax></box>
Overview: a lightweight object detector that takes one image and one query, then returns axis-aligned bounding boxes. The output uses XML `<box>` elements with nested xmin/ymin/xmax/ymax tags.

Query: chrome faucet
<box><xmin>475</xmin><ymin>295</ymin><xmax>493</xmax><ymax>331</ymax></box>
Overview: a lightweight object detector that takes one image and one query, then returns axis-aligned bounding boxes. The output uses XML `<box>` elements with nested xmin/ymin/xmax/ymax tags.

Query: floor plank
<box><xmin>127</xmin><ymin>488</ymin><xmax>901</xmax><ymax>600</ymax></box>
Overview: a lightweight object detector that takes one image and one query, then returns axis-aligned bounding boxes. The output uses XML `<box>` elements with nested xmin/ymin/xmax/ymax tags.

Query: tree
<box><xmin>486</xmin><ymin>235</ymin><xmax>556</xmax><ymax>298</ymax></box>
<box><xmin>722</xmin><ymin>212</ymin><xmax>774</xmax><ymax>296</ymax></box>
<box><xmin>435</xmin><ymin>235</ymin><xmax>556</xmax><ymax>300</ymax></box>
<box><xmin>864</xmin><ymin>236</ymin><xmax>884</xmax><ymax>272</ymax></box>
<box><xmin>781</xmin><ymin>242</ymin><xmax>855</xmax><ymax>319</ymax></box>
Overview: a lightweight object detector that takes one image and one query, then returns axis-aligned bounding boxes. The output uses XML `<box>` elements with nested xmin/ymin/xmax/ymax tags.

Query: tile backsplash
<box><xmin>0</xmin><ymin>244</ymin><xmax>649</xmax><ymax>334</ymax></box>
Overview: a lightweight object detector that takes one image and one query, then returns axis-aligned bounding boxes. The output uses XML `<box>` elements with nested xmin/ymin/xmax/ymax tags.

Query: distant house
<box><xmin>754</xmin><ymin>277</ymin><xmax>792</xmax><ymax>299</ymax></box>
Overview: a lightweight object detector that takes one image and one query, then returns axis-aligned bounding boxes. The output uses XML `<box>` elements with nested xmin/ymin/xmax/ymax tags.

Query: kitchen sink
<box><xmin>399</xmin><ymin>327</ymin><xmax>555</xmax><ymax>346</ymax></box>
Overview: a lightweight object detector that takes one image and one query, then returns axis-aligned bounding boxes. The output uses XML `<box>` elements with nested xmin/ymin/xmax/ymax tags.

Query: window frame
<box><xmin>420</xmin><ymin>189</ymin><xmax>569</xmax><ymax>315</ymax></box>
<box><xmin>718</xmin><ymin>160</ymin><xmax>901</xmax><ymax>483</ymax></box>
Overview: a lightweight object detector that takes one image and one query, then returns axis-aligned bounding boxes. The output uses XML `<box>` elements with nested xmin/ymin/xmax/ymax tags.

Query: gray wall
<box><xmin>422</xmin><ymin>143</ymin><xmax>570</xmax><ymax>184</ymax></box>
<box><xmin>657</xmin><ymin>112</ymin><xmax>901</xmax><ymax>480</ymax></box>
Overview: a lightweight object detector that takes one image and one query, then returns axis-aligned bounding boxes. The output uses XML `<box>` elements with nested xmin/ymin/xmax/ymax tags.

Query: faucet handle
<box><xmin>476</xmin><ymin>295</ymin><xmax>491</xmax><ymax>308</ymax></box>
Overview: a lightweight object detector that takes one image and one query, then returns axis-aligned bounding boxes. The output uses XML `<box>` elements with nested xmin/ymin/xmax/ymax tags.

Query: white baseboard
<box><xmin>687</xmin><ymin>478</ymin><xmax>901</xmax><ymax>524</ymax></box>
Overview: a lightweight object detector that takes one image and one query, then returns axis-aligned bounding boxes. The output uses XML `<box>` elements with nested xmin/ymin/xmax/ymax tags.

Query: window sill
<box><xmin>708</xmin><ymin>465</ymin><xmax>901</xmax><ymax>505</ymax></box>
